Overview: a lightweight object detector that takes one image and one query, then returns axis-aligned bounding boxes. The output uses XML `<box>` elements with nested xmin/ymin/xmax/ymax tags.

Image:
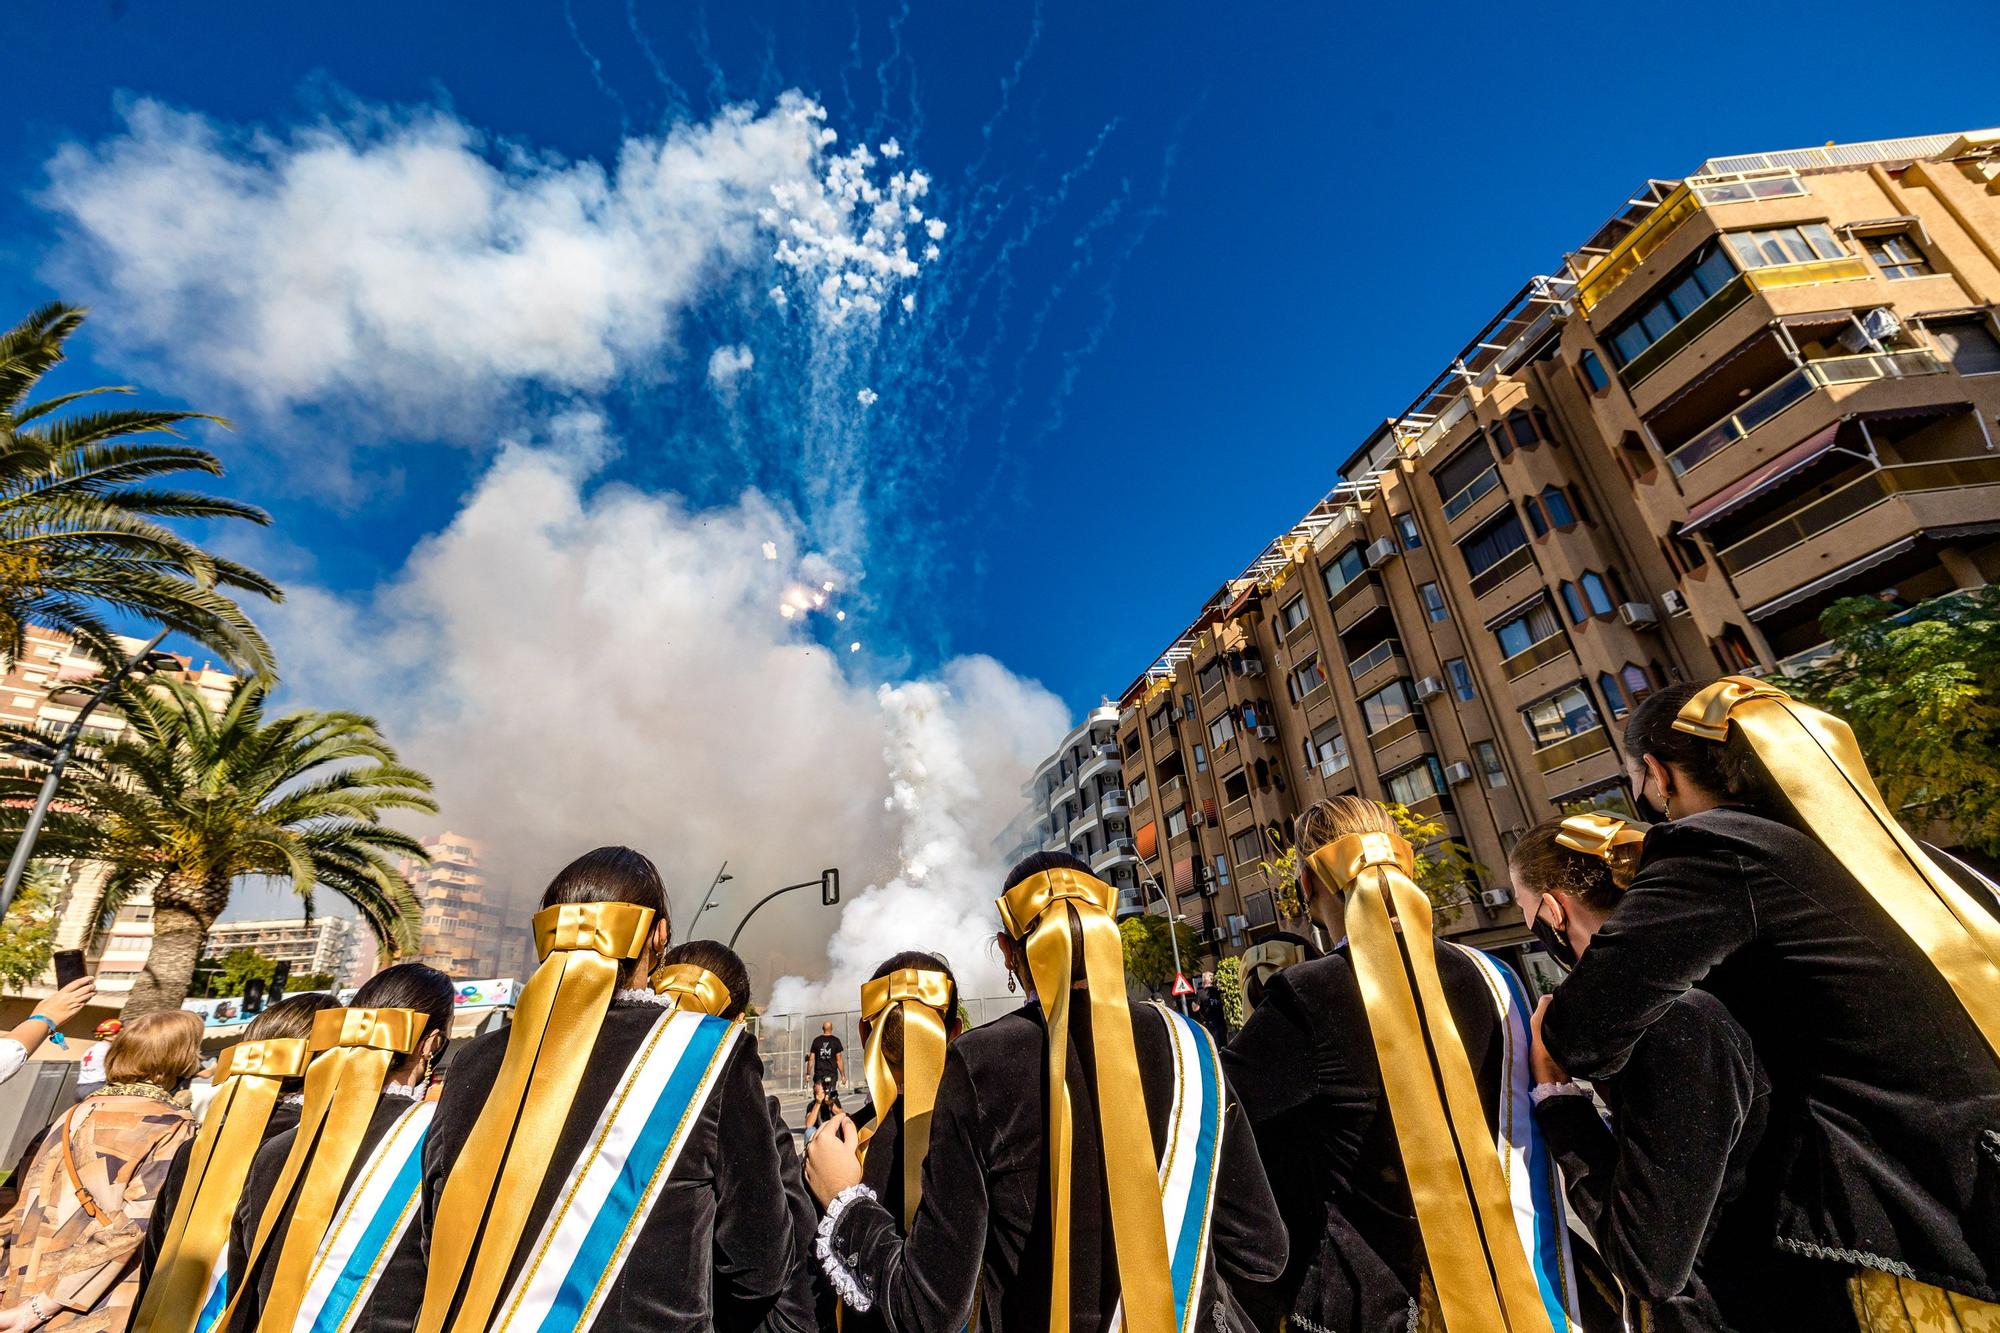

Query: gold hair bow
<box><xmin>1677</xmin><ymin>676</ymin><xmax>2000</xmax><ymax>1059</ymax></box>
<box><xmin>1240</xmin><ymin>940</ymin><xmax>1305</xmax><ymax>982</ymax></box>
<box><xmin>418</xmin><ymin>901</ymin><xmax>658</xmax><ymax>1333</ymax></box>
<box><xmin>1307</xmin><ymin>834</ymin><xmax>1555</xmax><ymax>1333</ymax></box>
<box><xmin>651</xmin><ymin>963</ymin><xmax>734</xmax><ymax>1016</ymax></box>
<box><xmin>997</xmin><ymin>869</ymin><xmax>1174</xmax><ymax>1333</ymax></box>
<box><xmin>858</xmin><ymin>967</ymin><xmax>953</xmax><ymax>1229</ymax></box>
<box><xmin>1556</xmin><ymin>811</ymin><xmax>1650</xmax><ymax>889</ymax></box>
<box><xmin>131</xmin><ymin>1038</ymin><xmax>311</xmax><ymax>1333</ymax></box>
<box><xmin>223</xmin><ymin>1009</ymin><xmax>431</xmax><ymax>1333</ymax></box>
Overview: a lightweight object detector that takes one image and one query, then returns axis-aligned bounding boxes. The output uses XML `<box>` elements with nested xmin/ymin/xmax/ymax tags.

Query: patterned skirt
<box><xmin>1850</xmin><ymin>1271</ymin><xmax>2000</xmax><ymax>1333</ymax></box>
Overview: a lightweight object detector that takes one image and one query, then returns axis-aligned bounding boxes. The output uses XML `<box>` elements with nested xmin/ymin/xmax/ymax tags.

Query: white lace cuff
<box><xmin>613</xmin><ymin>988</ymin><xmax>675</xmax><ymax>1008</ymax></box>
<box><xmin>382</xmin><ymin>1081</ymin><xmax>426</xmax><ymax>1102</ymax></box>
<box><xmin>816</xmin><ymin>1183</ymin><xmax>879</xmax><ymax>1311</ymax></box>
<box><xmin>1531</xmin><ymin>1080</ymin><xmax>1587</xmax><ymax>1105</ymax></box>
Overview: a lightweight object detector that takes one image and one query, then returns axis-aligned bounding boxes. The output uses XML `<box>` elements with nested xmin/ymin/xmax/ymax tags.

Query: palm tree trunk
<box><xmin>121</xmin><ymin>902</ymin><xmax>212</xmax><ymax>1018</ymax></box>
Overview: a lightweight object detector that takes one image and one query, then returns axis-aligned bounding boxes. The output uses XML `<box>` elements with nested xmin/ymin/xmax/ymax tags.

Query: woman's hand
<box><xmin>1530</xmin><ymin>995</ymin><xmax>1569</xmax><ymax>1086</ymax></box>
<box><xmin>40</xmin><ymin>977</ymin><xmax>96</xmax><ymax>1026</ymax></box>
<box><xmin>805</xmin><ymin>1111</ymin><xmax>863</xmax><ymax>1207</ymax></box>
<box><xmin>0</xmin><ymin>1298</ymin><xmax>47</xmax><ymax>1331</ymax></box>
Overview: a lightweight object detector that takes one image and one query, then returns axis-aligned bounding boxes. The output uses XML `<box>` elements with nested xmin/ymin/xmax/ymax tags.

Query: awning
<box><xmin>1171</xmin><ymin>855</ymin><xmax>1195</xmax><ymax>895</ymax></box>
<box><xmin>1135</xmin><ymin>821</ymin><xmax>1158</xmax><ymax>859</ymax></box>
<box><xmin>1747</xmin><ymin>537</ymin><xmax>1917</xmax><ymax>620</ymax></box>
<box><xmin>1682</xmin><ymin>422</ymin><xmax>1845</xmax><ymax>533</ymax></box>
<box><xmin>1847</xmin><ymin>399</ymin><xmax>1972</xmax><ymax>427</ymax></box>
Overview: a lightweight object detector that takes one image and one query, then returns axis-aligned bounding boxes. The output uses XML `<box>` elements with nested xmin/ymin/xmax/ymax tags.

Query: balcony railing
<box><xmin>1620</xmin><ymin>273</ymin><xmax>1753</xmax><ymax>387</ymax></box>
<box><xmin>1500</xmin><ymin>632</ymin><xmax>1572</xmax><ymax>681</ymax></box>
<box><xmin>1578</xmin><ymin>184</ymin><xmax>1699</xmax><ymax>312</ymax></box>
<box><xmin>1468</xmin><ymin>544</ymin><xmax>1534</xmax><ymax>598</ymax></box>
<box><xmin>1347</xmin><ymin>638</ymin><xmax>1400</xmax><ymax>681</ymax></box>
<box><xmin>1667</xmin><ymin>348</ymin><xmax>1948</xmax><ymax>477</ymax></box>
<box><xmin>1532</xmin><ymin>726</ymin><xmax>1615</xmax><ymax>773</ymax></box>
<box><xmin>1440</xmin><ymin>465</ymin><xmax>1501</xmax><ymax>521</ymax></box>
<box><xmin>1223</xmin><ymin>795</ymin><xmax>1251</xmax><ymax>826</ymax></box>
<box><xmin>1744</xmin><ymin>254</ymin><xmax>1872</xmax><ymax>293</ymax></box>
<box><xmin>1100</xmin><ymin>788</ymin><xmax>1131</xmax><ymax>817</ymax></box>
<box><xmin>1318</xmin><ymin>751</ymin><xmax>1352</xmax><ymax>779</ymax></box>
<box><xmin>1716</xmin><ymin>456</ymin><xmax>2000</xmax><ymax>575</ymax></box>
<box><xmin>1368</xmin><ymin>714</ymin><xmax>1421</xmax><ymax>751</ymax></box>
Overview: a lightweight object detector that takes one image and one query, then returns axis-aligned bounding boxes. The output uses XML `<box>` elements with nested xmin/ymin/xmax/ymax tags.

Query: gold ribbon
<box><xmin>416</xmin><ymin>901</ymin><xmax>656</xmax><ymax>1333</ymax></box>
<box><xmin>130</xmin><ymin>1038</ymin><xmax>310</xmax><ymax>1333</ymax></box>
<box><xmin>650</xmin><ymin>963</ymin><xmax>734</xmax><ymax>1016</ymax></box>
<box><xmin>997</xmin><ymin>868</ymin><xmax>1175</xmax><ymax>1333</ymax></box>
<box><xmin>1240</xmin><ymin>939</ymin><xmax>1305</xmax><ymax>986</ymax></box>
<box><xmin>1310</xmin><ymin>834</ymin><xmax>1556</xmax><ymax>1333</ymax></box>
<box><xmin>856</xmin><ymin>967</ymin><xmax>952</xmax><ymax>1230</ymax></box>
<box><xmin>1554</xmin><ymin>811</ymin><xmax>1650</xmax><ymax>890</ymax></box>
<box><xmin>1676</xmin><ymin>676</ymin><xmax>2000</xmax><ymax>1059</ymax></box>
<box><xmin>218</xmin><ymin>1010</ymin><xmax>426</xmax><ymax>1333</ymax></box>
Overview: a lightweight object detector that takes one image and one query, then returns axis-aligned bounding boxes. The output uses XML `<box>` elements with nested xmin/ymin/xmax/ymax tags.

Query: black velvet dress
<box><xmin>415</xmin><ymin>999</ymin><xmax>796</xmax><ymax>1333</ymax></box>
<box><xmin>1543</xmin><ymin>808</ymin><xmax>2000</xmax><ymax>1304</ymax></box>
<box><xmin>823</xmin><ymin>999</ymin><xmax>1287</xmax><ymax>1332</ymax></box>
<box><xmin>133</xmin><ymin>1102</ymin><xmax>302</xmax><ymax>1306</ymax></box>
<box><xmin>226</xmin><ymin>1093</ymin><xmax>426</xmax><ymax>1333</ymax></box>
<box><xmin>716</xmin><ymin>1094</ymin><xmax>821</xmax><ymax>1333</ymax></box>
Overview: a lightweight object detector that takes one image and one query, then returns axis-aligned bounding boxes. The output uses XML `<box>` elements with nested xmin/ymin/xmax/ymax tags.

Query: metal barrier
<box><xmin>753</xmin><ymin>996</ymin><xmax>1022</xmax><ymax>1098</ymax></box>
<box><xmin>0</xmin><ymin>1061</ymin><xmax>79</xmax><ymax>1177</ymax></box>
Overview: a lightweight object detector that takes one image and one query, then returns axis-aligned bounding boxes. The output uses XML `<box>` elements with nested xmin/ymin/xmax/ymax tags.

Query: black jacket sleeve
<box><xmin>135</xmin><ymin>1136</ymin><xmax>195</xmax><ymax>1300</ymax></box>
<box><xmin>1542</xmin><ymin>836</ymin><xmax>1757</xmax><ymax>1080</ymax></box>
<box><xmin>713</xmin><ymin>1036</ymin><xmax>798</xmax><ymax>1308</ymax></box>
<box><xmin>829</xmin><ymin>1045</ymin><xmax>988</xmax><ymax>1332</ymax></box>
<box><xmin>1535</xmin><ymin>995</ymin><xmax>1758</xmax><ymax>1302</ymax></box>
<box><xmin>1209</xmin><ymin>1083</ymin><xmax>1290</xmax><ymax>1289</ymax></box>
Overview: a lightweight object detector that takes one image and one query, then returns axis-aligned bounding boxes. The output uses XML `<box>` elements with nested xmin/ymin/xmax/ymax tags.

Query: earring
<box><xmin>1006</xmin><ymin>971</ymin><xmax>1017</xmax><ymax>993</ymax></box>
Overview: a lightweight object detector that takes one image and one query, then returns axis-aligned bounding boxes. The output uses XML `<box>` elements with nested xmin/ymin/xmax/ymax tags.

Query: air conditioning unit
<box><xmin>1189</xmin><ymin>809</ymin><xmax>1207</xmax><ymax>827</ymax></box>
<box><xmin>1414</xmin><ymin>675</ymin><xmax>1445</xmax><ymax>702</ymax></box>
<box><xmin>1255</xmin><ymin>725</ymin><xmax>1278</xmax><ymax>741</ymax></box>
<box><xmin>1618</xmin><ymin>601</ymin><xmax>1659</xmax><ymax>628</ymax></box>
<box><xmin>1365</xmin><ymin>536</ymin><xmax>1399</xmax><ymax>568</ymax></box>
<box><xmin>1237</xmin><ymin>657</ymin><xmax>1266</xmax><ymax>676</ymax></box>
<box><xmin>1169</xmin><ymin>706</ymin><xmax>1185</xmax><ymax>721</ymax></box>
<box><xmin>1444</xmin><ymin>760</ymin><xmax>1474</xmax><ymax>786</ymax></box>
<box><xmin>1661</xmin><ymin>589</ymin><xmax>1688</xmax><ymax>616</ymax></box>
<box><xmin>1479</xmin><ymin>886</ymin><xmax>1514</xmax><ymax>910</ymax></box>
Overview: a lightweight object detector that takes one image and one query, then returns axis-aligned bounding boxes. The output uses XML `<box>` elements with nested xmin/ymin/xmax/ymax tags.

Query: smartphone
<box><xmin>53</xmin><ymin>950</ymin><xmax>89</xmax><ymax>989</ymax></box>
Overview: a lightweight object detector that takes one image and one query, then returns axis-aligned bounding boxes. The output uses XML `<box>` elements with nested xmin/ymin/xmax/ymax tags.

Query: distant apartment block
<box><xmin>202</xmin><ymin>915</ymin><xmax>360</xmax><ymax>986</ymax></box>
<box><xmin>403</xmin><ymin>831</ymin><xmax>509</xmax><ymax>980</ymax></box>
<box><xmin>999</xmin><ymin>705</ymin><xmax>1145</xmax><ymax>916</ymax></box>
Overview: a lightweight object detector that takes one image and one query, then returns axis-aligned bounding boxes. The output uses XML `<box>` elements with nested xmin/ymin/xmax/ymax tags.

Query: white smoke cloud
<box><xmin>707</xmin><ymin>343</ymin><xmax>755</xmax><ymax>393</ymax></box>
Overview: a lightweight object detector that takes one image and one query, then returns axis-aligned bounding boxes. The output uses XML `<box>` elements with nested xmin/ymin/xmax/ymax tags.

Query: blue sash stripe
<box><xmin>1481</xmin><ymin>950</ymin><xmax>1574</xmax><ymax>1332</ymax></box>
<box><xmin>535</xmin><ymin>1013</ymin><xmax>732</xmax><ymax>1333</ymax></box>
<box><xmin>304</xmin><ymin>1131</ymin><xmax>429</xmax><ymax>1333</ymax></box>
<box><xmin>193</xmin><ymin>1269</ymin><xmax>228</xmax><ymax>1333</ymax></box>
<box><xmin>1166</xmin><ymin>1010</ymin><xmax>1224</xmax><ymax>1333</ymax></box>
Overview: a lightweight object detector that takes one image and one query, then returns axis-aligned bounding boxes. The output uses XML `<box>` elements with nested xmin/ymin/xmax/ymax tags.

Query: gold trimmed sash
<box><xmin>998</xmin><ymin>869</ymin><xmax>1174</xmax><ymax>1333</ymax></box>
<box><xmin>1310</xmin><ymin>833</ymin><xmax>1556</xmax><ymax>1333</ymax></box>
<box><xmin>1555</xmin><ymin>812</ymin><xmax>1649</xmax><ymax>889</ymax></box>
<box><xmin>219</xmin><ymin>1009</ymin><xmax>426</xmax><ymax>1333</ymax></box>
<box><xmin>415</xmin><ymin>901</ymin><xmax>655</xmax><ymax>1333</ymax></box>
<box><xmin>131</xmin><ymin>1037</ymin><xmax>311</xmax><ymax>1333</ymax></box>
<box><xmin>1677</xmin><ymin>677</ymin><xmax>2000</xmax><ymax>1059</ymax></box>
<box><xmin>857</xmin><ymin>967</ymin><xmax>952</xmax><ymax>1229</ymax></box>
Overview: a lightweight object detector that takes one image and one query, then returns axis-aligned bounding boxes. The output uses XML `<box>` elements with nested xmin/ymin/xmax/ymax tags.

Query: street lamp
<box><xmin>1135</xmin><ymin>860</ymin><xmax>1190</xmax><ymax>1015</ymax></box>
<box><xmin>681</xmin><ymin>861</ymin><xmax>732</xmax><ymax>934</ymax></box>
<box><xmin>724</xmin><ymin>868</ymin><xmax>840</xmax><ymax>951</ymax></box>
<box><xmin>1</xmin><ymin>629</ymin><xmax>180</xmax><ymax>918</ymax></box>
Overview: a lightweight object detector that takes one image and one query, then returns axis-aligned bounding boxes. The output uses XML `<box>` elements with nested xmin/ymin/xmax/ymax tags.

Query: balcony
<box><xmin>1160</xmin><ymin>775</ymin><xmax>1187</xmax><ymax>808</ymax></box>
<box><xmin>1331</xmin><ymin>574</ymin><xmax>1389</xmax><ymax>634</ymax></box>
<box><xmin>1223</xmin><ymin>794</ymin><xmax>1251</xmax><ymax>827</ymax></box>
<box><xmin>1501</xmin><ymin>632</ymin><xmax>1572</xmax><ymax>682</ymax></box>
<box><xmin>1440</xmin><ymin>465</ymin><xmax>1501</xmax><ymax>522</ymax></box>
<box><xmin>1618</xmin><ymin>253</ymin><xmax>1875</xmax><ymax>391</ymax></box>
<box><xmin>1668</xmin><ymin>349</ymin><xmax>1948</xmax><ymax>478</ymax></box>
<box><xmin>1100</xmin><ymin>787</ymin><xmax>1131</xmax><ymax>819</ymax></box>
<box><xmin>1577</xmin><ymin>184</ymin><xmax>1700</xmax><ymax>313</ymax></box>
<box><xmin>1469</xmin><ymin>544</ymin><xmax>1535</xmax><ymax>599</ymax></box>
<box><xmin>1720</xmin><ymin>456</ymin><xmax>2000</xmax><ymax>587</ymax></box>
<box><xmin>1078</xmin><ymin>744</ymin><xmax>1121</xmax><ymax>785</ymax></box>
<box><xmin>1368</xmin><ymin>714</ymin><xmax>1421</xmax><ymax>752</ymax></box>
<box><xmin>1532</xmin><ymin>726</ymin><xmax>1615</xmax><ymax>773</ymax></box>
<box><xmin>1347</xmin><ymin>638</ymin><xmax>1400</xmax><ymax>682</ymax></box>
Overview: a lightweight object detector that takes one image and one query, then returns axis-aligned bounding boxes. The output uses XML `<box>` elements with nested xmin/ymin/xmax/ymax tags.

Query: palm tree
<box><xmin>0</xmin><ymin>675</ymin><xmax>435</xmax><ymax>1016</ymax></box>
<box><xmin>0</xmin><ymin>302</ymin><xmax>280</xmax><ymax>673</ymax></box>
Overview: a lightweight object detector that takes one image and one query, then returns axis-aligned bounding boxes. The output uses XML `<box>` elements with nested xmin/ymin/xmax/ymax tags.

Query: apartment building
<box><xmin>1001</xmin><ymin>705</ymin><xmax>1146</xmax><ymax>914</ymax></box>
<box><xmin>0</xmin><ymin>626</ymin><xmax>239</xmax><ymax>996</ymax></box>
<box><xmin>403</xmin><ymin>831</ymin><xmax>510</xmax><ymax>980</ymax></box>
<box><xmin>1115</xmin><ymin>129</ymin><xmax>2000</xmax><ymax>972</ymax></box>
<box><xmin>202</xmin><ymin>915</ymin><xmax>360</xmax><ymax>986</ymax></box>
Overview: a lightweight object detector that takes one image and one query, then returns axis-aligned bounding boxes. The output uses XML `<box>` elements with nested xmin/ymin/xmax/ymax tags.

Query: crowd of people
<box><xmin>0</xmin><ymin>673</ymin><xmax>1994</xmax><ymax>1332</ymax></box>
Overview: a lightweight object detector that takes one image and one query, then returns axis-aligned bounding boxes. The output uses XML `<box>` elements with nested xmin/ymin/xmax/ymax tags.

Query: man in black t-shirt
<box><xmin>806</xmin><ymin>1021</ymin><xmax>845</xmax><ymax>1114</ymax></box>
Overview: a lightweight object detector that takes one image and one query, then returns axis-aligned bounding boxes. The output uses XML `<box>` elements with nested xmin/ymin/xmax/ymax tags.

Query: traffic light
<box><xmin>821</xmin><ymin>868</ymin><xmax>841</xmax><ymax>906</ymax></box>
<box><xmin>271</xmin><ymin>961</ymin><xmax>291</xmax><ymax>1005</ymax></box>
<box><xmin>243</xmin><ymin>977</ymin><xmax>267</xmax><ymax>1015</ymax></box>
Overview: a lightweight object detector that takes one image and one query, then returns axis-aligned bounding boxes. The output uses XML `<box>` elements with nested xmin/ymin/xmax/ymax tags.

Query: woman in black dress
<box><xmin>805</xmin><ymin>850</ymin><xmax>1286</xmax><ymax>1332</ymax></box>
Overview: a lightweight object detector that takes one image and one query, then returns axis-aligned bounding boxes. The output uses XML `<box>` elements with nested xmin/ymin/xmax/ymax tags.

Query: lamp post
<box><xmin>1</xmin><ymin>630</ymin><xmax>179</xmax><ymax>919</ymax></box>
<box><xmin>724</xmin><ymin>869</ymin><xmax>840</xmax><ymax>951</ymax></box>
<box><xmin>682</xmin><ymin>861</ymin><xmax>732</xmax><ymax>934</ymax></box>
<box><xmin>1136</xmin><ymin>860</ymin><xmax>1190</xmax><ymax>1015</ymax></box>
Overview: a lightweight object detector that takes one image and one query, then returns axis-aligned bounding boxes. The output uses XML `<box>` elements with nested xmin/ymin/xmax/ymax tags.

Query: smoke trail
<box><xmin>623</xmin><ymin>0</ymin><xmax>692</xmax><ymax>119</ymax></box>
<box><xmin>563</xmin><ymin>0</ymin><xmax>633</xmax><ymax>136</ymax></box>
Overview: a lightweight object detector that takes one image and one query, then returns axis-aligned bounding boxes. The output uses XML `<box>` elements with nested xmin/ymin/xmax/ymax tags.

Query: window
<box><xmin>1507</xmin><ymin>410</ymin><xmax>1541</xmax><ymax>449</ymax></box>
<box><xmin>1321</xmin><ymin>545</ymin><xmax>1368</xmax><ymax>601</ymax></box>
<box><xmin>1599</xmin><ymin>671</ymin><xmax>1629</xmax><ymax>719</ymax></box>
<box><xmin>1167</xmin><ymin>806</ymin><xmax>1190</xmax><ymax>837</ymax></box>
<box><xmin>1490</xmin><ymin>423</ymin><xmax>1514</xmax><ymax>459</ymax></box>
<box><xmin>1931</xmin><ymin>317</ymin><xmax>2000</xmax><ymax>375</ymax></box>
<box><xmin>1445</xmin><ymin>657</ymin><xmax>1476</xmax><ymax>701</ymax></box>
<box><xmin>1604</xmin><ymin>242</ymin><xmax>1737</xmax><ymax>367</ymax></box>
<box><xmin>1198</xmin><ymin>659</ymin><xmax>1226</xmax><ymax>694</ymax></box>
<box><xmin>1725</xmin><ymin>223</ymin><xmax>1846</xmax><ymax>270</ymax></box>
<box><xmin>1230</xmin><ymin>827</ymin><xmax>1265</xmax><ymax>867</ymax></box>
<box><xmin>1558</xmin><ymin>782</ymin><xmax>1637</xmax><ymax>821</ymax></box>
<box><xmin>1395</xmin><ymin>513</ymin><xmax>1424</xmax><ymax>549</ymax></box>
<box><xmin>1523</xmin><ymin>684</ymin><xmax>1603</xmax><ymax>748</ymax></box>
<box><xmin>1209</xmin><ymin>713</ymin><xmax>1235</xmax><ymax>750</ymax></box>
<box><xmin>1579</xmin><ymin>349</ymin><xmax>1609</xmax><ymax>392</ymax></box>
<box><xmin>1713</xmin><ymin>624</ymin><xmax>1759</xmax><ymax>672</ymax></box>
<box><xmin>1566</xmin><ymin>484</ymin><xmax>1590</xmax><ymax>525</ymax></box>
<box><xmin>1621</xmin><ymin>663</ymin><xmax>1653</xmax><ymax>704</ymax></box>
<box><xmin>1420</xmin><ymin>582</ymin><xmax>1449</xmax><ymax>622</ymax></box>
<box><xmin>1433</xmin><ymin>443</ymin><xmax>1495</xmax><ymax>505</ymax></box>
<box><xmin>1580</xmin><ymin>571</ymin><xmax>1615</xmax><ymax>616</ymax></box>
<box><xmin>1862</xmin><ymin>232</ymin><xmax>1931</xmax><ymax>280</ymax></box>
<box><xmin>1222</xmin><ymin>769</ymin><xmax>1250</xmax><ymax>803</ymax></box>
<box><xmin>1279</xmin><ymin>594</ymin><xmax>1310</xmax><ymax>633</ymax></box>
<box><xmin>1288</xmin><ymin>653</ymin><xmax>1328</xmax><ymax>702</ymax></box>
<box><xmin>1361</xmin><ymin>679</ymin><xmax>1414</xmax><ymax>734</ymax></box>
<box><xmin>1193</xmin><ymin>743</ymin><xmax>1208</xmax><ymax>773</ymax></box>
<box><xmin>1560</xmin><ymin>581</ymin><xmax>1587</xmax><ymax>623</ymax></box>
<box><xmin>1148</xmin><ymin>707</ymin><xmax>1169</xmax><ymax>737</ymax></box>
<box><xmin>1523</xmin><ymin>496</ymin><xmax>1548</xmax><ymax>537</ymax></box>
<box><xmin>1385</xmin><ymin>757</ymin><xmax>1447</xmax><ymax>807</ymax></box>
<box><xmin>1541</xmin><ymin>485</ymin><xmax>1577</xmax><ymax>528</ymax></box>
<box><xmin>1459</xmin><ymin>510</ymin><xmax>1529</xmax><ymax>579</ymax></box>
<box><xmin>1308</xmin><ymin>721</ymin><xmax>1349</xmax><ymax>774</ymax></box>
<box><xmin>1130</xmin><ymin>774</ymin><xmax>1150</xmax><ymax>806</ymax></box>
<box><xmin>1474</xmin><ymin>740</ymin><xmax>1507</xmax><ymax>789</ymax></box>
<box><xmin>1214</xmin><ymin>855</ymin><xmax>1230</xmax><ymax>888</ymax></box>
<box><xmin>1494</xmin><ymin>599</ymin><xmax>1561</xmax><ymax>658</ymax></box>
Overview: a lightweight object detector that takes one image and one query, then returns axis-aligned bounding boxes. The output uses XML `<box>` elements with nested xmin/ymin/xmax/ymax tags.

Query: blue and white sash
<box><xmin>490</xmin><ymin>1009</ymin><xmax>743</xmax><ymax>1333</ymax></box>
<box><xmin>1110</xmin><ymin>1003</ymin><xmax>1227</xmax><ymax>1333</ymax></box>
<box><xmin>294</xmin><ymin>1098</ymin><xmax>435</xmax><ymax>1333</ymax></box>
<box><xmin>190</xmin><ymin>1259</ymin><xmax>228</xmax><ymax>1333</ymax></box>
<box><xmin>1449</xmin><ymin>942</ymin><xmax>1583</xmax><ymax>1333</ymax></box>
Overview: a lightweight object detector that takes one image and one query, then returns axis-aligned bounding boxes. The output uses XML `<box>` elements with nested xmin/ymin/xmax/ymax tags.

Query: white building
<box><xmin>998</xmin><ymin>704</ymin><xmax>1144</xmax><ymax>915</ymax></box>
<box><xmin>202</xmin><ymin>916</ymin><xmax>361</xmax><ymax>987</ymax></box>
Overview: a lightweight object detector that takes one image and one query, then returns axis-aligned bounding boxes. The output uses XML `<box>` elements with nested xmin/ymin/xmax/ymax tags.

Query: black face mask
<box><xmin>1531</xmin><ymin>915</ymin><xmax>1578</xmax><ymax>971</ymax></box>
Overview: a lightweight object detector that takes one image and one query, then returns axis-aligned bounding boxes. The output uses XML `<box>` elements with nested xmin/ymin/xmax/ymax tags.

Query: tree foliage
<box><xmin>0</xmin><ymin>302</ymin><xmax>279</xmax><ymax>672</ymax></box>
<box><xmin>212</xmin><ymin>948</ymin><xmax>276</xmax><ymax>997</ymax></box>
<box><xmin>1785</xmin><ymin>587</ymin><xmax>2000</xmax><ymax>854</ymax></box>
<box><xmin>1119</xmin><ymin>912</ymin><xmax>1199</xmax><ymax>991</ymax></box>
<box><xmin>1213</xmin><ymin>956</ymin><xmax>1245</xmax><ymax>1032</ymax></box>
<box><xmin>1255</xmin><ymin>800</ymin><xmax>1484</xmax><ymax>924</ymax></box>
<box><xmin>0</xmin><ymin>862</ymin><xmax>64</xmax><ymax>989</ymax></box>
